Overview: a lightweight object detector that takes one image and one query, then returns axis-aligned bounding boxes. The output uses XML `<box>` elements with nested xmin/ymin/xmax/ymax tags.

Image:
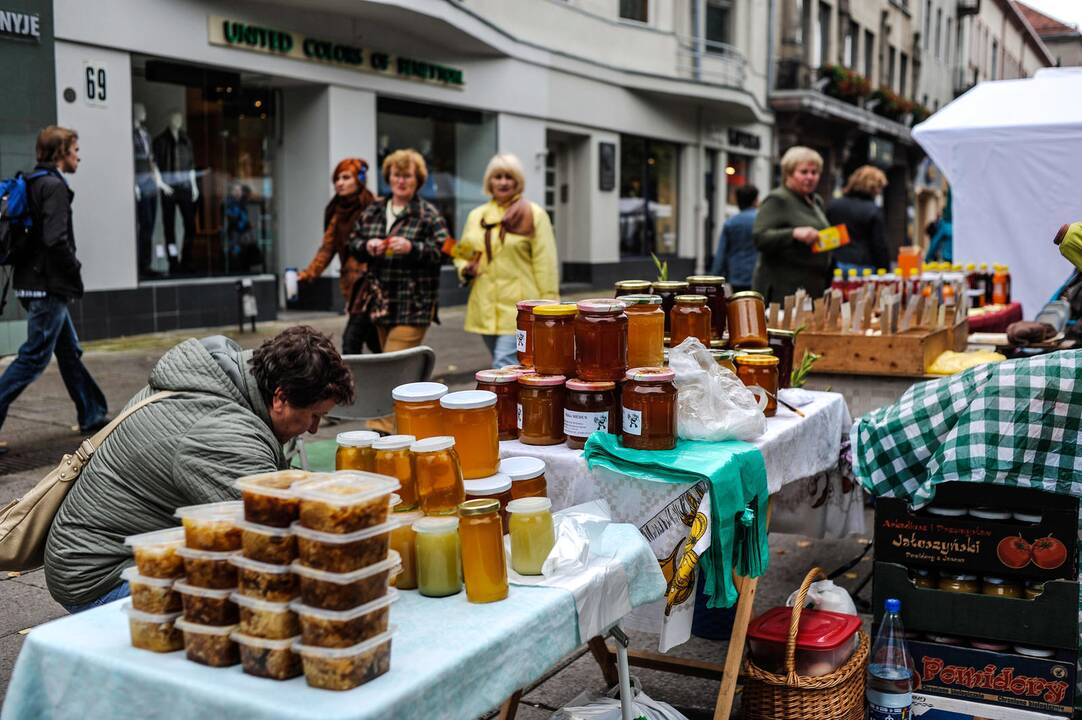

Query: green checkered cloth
<box><xmin>851</xmin><ymin>349</ymin><xmax>1082</xmax><ymax>706</ymax></box>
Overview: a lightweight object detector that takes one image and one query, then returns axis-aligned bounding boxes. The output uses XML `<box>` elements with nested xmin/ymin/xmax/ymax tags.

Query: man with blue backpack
<box><xmin>0</xmin><ymin>126</ymin><xmax>107</xmax><ymax>454</ymax></box>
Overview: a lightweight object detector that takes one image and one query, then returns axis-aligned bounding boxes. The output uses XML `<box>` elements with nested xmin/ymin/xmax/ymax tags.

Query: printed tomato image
<box><xmin>1031</xmin><ymin>536</ymin><xmax>1068</xmax><ymax>570</ymax></box>
<box><xmin>996</xmin><ymin>535</ymin><xmax>1032</xmax><ymax>569</ymax></box>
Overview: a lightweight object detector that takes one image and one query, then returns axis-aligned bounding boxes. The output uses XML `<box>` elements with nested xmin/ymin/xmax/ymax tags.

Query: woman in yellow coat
<box><xmin>457</xmin><ymin>153</ymin><xmax>559</xmax><ymax>367</ymax></box>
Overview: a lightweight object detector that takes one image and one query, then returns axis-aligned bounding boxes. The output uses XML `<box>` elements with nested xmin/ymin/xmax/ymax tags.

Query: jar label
<box><xmin>515</xmin><ymin>329</ymin><xmax>527</xmax><ymax>353</ymax></box>
<box><xmin>622</xmin><ymin>406</ymin><xmax>642</xmax><ymax>436</ymax></box>
<box><xmin>517</xmin><ymin>403</ymin><xmax>523</xmax><ymax>429</ymax></box>
<box><xmin>564</xmin><ymin>409</ymin><xmax>610</xmax><ymax>437</ymax></box>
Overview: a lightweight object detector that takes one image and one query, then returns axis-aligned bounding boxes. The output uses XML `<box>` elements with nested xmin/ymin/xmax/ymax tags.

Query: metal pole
<box><xmin>610</xmin><ymin>625</ymin><xmax>634</xmax><ymax>720</ymax></box>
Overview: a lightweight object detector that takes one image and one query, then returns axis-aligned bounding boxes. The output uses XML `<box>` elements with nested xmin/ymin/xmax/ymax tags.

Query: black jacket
<box><xmin>14</xmin><ymin>164</ymin><xmax>83</xmax><ymax>300</ymax></box>
<box><xmin>826</xmin><ymin>191</ymin><xmax>890</xmax><ymax>269</ymax></box>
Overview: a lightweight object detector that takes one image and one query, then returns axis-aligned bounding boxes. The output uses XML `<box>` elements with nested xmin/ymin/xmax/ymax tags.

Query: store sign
<box><xmin>208</xmin><ymin>16</ymin><xmax>465</xmax><ymax>88</ymax></box>
<box><xmin>0</xmin><ymin>9</ymin><xmax>40</xmax><ymax>41</ymax></box>
<box><xmin>727</xmin><ymin>129</ymin><xmax>760</xmax><ymax>151</ymax></box>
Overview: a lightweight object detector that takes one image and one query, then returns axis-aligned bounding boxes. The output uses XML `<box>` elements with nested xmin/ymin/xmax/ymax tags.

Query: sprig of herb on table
<box><xmin>791</xmin><ymin>350</ymin><xmax>821</xmax><ymax>388</ymax></box>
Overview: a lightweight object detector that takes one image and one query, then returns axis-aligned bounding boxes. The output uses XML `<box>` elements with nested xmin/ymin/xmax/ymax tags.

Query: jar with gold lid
<box><xmin>710</xmin><ymin>349</ymin><xmax>738</xmax><ymax>375</ymax></box>
<box><xmin>614</xmin><ymin>280</ymin><xmax>652</xmax><ymax>297</ymax></box>
<box><xmin>670</xmin><ymin>295</ymin><xmax>712</xmax><ymax>348</ymax></box>
<box><xmin>734</xmin><ymin>354</ymin><xmax>779</xmax><ymax>417</ymax></box>
<box><xmin>767</xmin><ymin>329</ymin><xmax>795</xmax><ymax>389</ymax></box>
<box><xmin>686</xmin><ymin>275</ymin><xmax>728</xmax><ymax>339</ymax></box>
<box><xmin>458</xmin><ymin>499</ymin><xmax>508</xmax><ymax>604</ymax></box>
<box><xmin>727</xmin><ymin>291</ymin><xmax>769</xmax><ymax>348</ymax></box>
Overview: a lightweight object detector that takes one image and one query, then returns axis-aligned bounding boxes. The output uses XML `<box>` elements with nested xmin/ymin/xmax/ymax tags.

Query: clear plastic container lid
<box><xmin>174</xmin><ymin>501</ymin><xmax>244</xmax><ymax>523</ymax></box>
<box><xmin>392</xmin><ymin>509</ymin><xmax>425</xmax><ymax>524</ymax></box>
<box><xmin>230</xmin><ymin>631</ymin><xmax>299</xmax><ymax>651</ymax></box>
<box><xmin>507</xmin><ymin>497</ymin><xmax>552</xmax><ymax>514</ymax></box>
<box><xmin>392</xmin><ymin>382</ymin><xmax>448</xmax><ymax>402</ymax></box>
<box><xmin>293</xmin><ymin>626</ymin><xmax>396</xmax><ymax>659</ymax></box>
<box><xmin>174</xmin><ymin>580</ymin><xmax>236</xmax><ymax>599</ymax></box>
<box><xmin>122</xmin><ymin>602</ymin><xmax>181</xmax><ymax>624</ymax></box>
<box><xmin>290</xmin><ymin>517</ymin><xmax>401</xmax><ymax>545</ymax></box>
<box><xmin>174</xmin><ymin>617</ymin><xmax>239</xmax><ymax>636</ymax></box>
<box><xmin>229</xmin><ymin>554</ymin><xmax>294</xmax><ymax>575</ymax></box>
<box><xmin>519</xmin><ymin>374</ymin><xmax>566</xmax><ymax>387</ymax></box>
<box><xmin>235</xmin><ymin>519</ymin><xmax>294</xmax><ymax>539</ymax></box>
<box><xmin>499</xmin><ymin>456</ymin><xmax>546</xmax><ymax>481</ymax></box>
<box><xmin>475</xmin><ymin>369</ymin><xmax>522</xmax><ymax>384</ymax></box>
<box><xmin>412</xmin><ymin>517</ymin><xmax>459</xmax><ymax>534</ymax></box>
<box><xmin>176</xmin><ymin>547</ymin><xmax>240</xmax><ymax>561</ymax></box>
<box><xmin>372</xmin><ymin>434</ymin><xmax>416</xmax><ymax>451</ymax></box>
<box><xmin>230</xmin><ymin>592</ymin><xmax>293</xmax><ymax>613</ymax></box>
<box><xmin>747</xmin><ymin>607</ymin><xmax>861</xmax><ymax>651</ymax></box>
<box><xmin>124</xmin><ymin>526</ymin><xmax>185</xmax><ymax>549</ymax></box>
<box><xmin>120</xmin><ymin>566</ymin><xmax>176</xmax><ymax>588</ymax></box>
<box><xmin>336</xmin><ymin>431</ymin><xmax>380</xmax><ymax>448</ymax></box>
<box><xmin>440</xmin><ymin>390</ymin><xmax>497</xmax><ymax>410</ymax></box>
<box><xmin>290</xmin><ymin>588</ymin><xmax>399</xmax><ymax>622</ymax></box>
<box><xmin>234</xmin><ymin>470</ymin><xmax>317</xmax><ymax>499</ymax></box>
<box><xmin>464</xmin><ymin>473</ymin><xmax>512</xmax><ymax>496</ymax></box>
<box><xmin>410</xmin><ymin>436</ymin><xmax>456</xmax><ymax>453</ymax></box>
<box><xmin>290</xmin><ymin>551</ymin><xmax>401</xmax><ymax>585</ymax></box>
<box><xmin>295</xmin><ymin>472</ymin><xmax>400</xmax><ymax>507</ymax></box>
<box><xmin>625</xmin><ymin>367</ymin><xmax>675</xmax><ymax>383</ymax></box>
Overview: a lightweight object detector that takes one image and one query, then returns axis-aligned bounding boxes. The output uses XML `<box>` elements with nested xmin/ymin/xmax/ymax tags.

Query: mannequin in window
<box><xmin>133</xmin><ymin>102</ymin><xmax>170</xmax><ymax>278</ymax></box>
<box><xmin>152</xmin><ymin>110</ymin><xmax>199</xmax><ymax>273</ymax></box>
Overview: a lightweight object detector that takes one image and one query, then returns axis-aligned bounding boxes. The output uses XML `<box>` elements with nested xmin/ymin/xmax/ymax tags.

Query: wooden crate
<box><xmin>794</xmin><ymin>321</ymin><xmax>969</xmax><ymax>377</ymax></box>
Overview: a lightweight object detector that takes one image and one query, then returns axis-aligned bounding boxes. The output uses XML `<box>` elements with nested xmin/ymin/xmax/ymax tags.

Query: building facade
<box><xmin>1017</xmin><ymin>2</ymin><xmax>1082</xmax><ymax>68</ymax></box>
<box><xmin>0</xmin><ymin>0</ymin><xmax>775</xmax><ymax>350</ymax></box>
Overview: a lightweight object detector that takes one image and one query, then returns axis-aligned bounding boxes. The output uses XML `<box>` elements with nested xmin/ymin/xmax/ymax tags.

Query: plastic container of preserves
<box><xmin>294</xmin><ymin>627</ymin><xmax>395</xmax><ymax>691</ymax></box>
<box><xmin>564</xmin><ymin>379</ymin><xmax>618</xmax><ymax>450</ymax></box>
<box><xmin>176</xmin><ymin>546</ymin><xmax>239</xmax><ymax>589</ymax></box>
<box><xmin>174</xmin><ymin>617</ymin><xmax>240</xmax><ymax>667</ymax></box>
<box><xmin>296</xmin><ymin>472</ymin><xmax>400</xmax><ymax>534</ymax></box>
<box><xmin>335</xmin><ymin>431</ymin><xmax>379</xmax><ymax>472</ymax></box>
<box><xmin>121</xmin><ymin>566</ymin><xmax>181</xmax><ymax>614</ymax></box>
<box><xmin>234</xmin><ymin>469</ymin><xmax>313</xmax><ymax>528</ymax></box>
<box><xmin>122</xmin><ymin>603</ymin><xmax>183</xmax><ymax>652</ymax></box>
<box><xmin>411</xmin><ymin>436</ymin><xmax>466</xmax><ymax>516</ymax></box>
<box><xmin>388</xmin><ymin>510</ymin><xmax>424</xmax><ymax>590</ymax></box>
<box><xmin>532</xmin><ymin>304</ymin><xmax>578</xmax><ymax>376</ymax></box>
<box><xmin>292</xmin><ymin>517</ymin><xmax>397</xmax><ymax>573</ymax></box>
<box><xmin>476</xmin><ymin>369</ymin><xmax>523</xmax><ymax>441</ymax></box>
<box><xmin>669</xmin><ymin>294</ymin><xmax>712</xmax><ymax>348</ymax></box>
<box><xmin>747</xmin><ymin>606</ymin><xmax>861</xmax><ymax>677</ymax></box>
<box><xmin>392</xmin><ymin>382</ymin><xmax>447</xmax><ymax>439</ymax></box>
<box><xmin>231</xmin><ymin>592</ymin><xmax>299</xmax><ymax>640</ymax></box>
<box><xmin>516</xmin><ymin>299</ymin><xmax>559</xmax><ymax>367</ymax></box>
<box><xmin>174</xmin><ymin>501</ymin><xmax>244</xmax><ymax>551</ymax></box>
<box><xmin>458</xmin><ymin>499</ymin><xmax>508</xmax><ymax>604</ymax></box>
<box><xmin>507</xmin><ymin>497</ymin><xmax>556</xmax><ymax>576</ymax></box>
<box><xmin>237</xmin><ymin>520</ymin><xmax>296</xmax><ymax>565</ymax></box>
<box><xmin>230</xmin><ymin>554</ymin><xmax>297</xmax><ymax>602</ymax></box>
<box><xmin>231</xmin><ymin>631</ymin><xmax>303</xmax><ymax>680</ymax></box>
<box><xmin>441</xmin><ymin>390</ymin><xmax>500</xmax><ymax>479</ymax></box>
<box><xmin>291</xmin><ymin>551</ymin><xmax>400</xmax><ymax>611</ymax></box>
<box><xmin>622</xmin><ymin>367</ymin><xmax>678</xmax><ymax>450</ymax></box>
<box><xmin>124</xmin><ymin>527</ymin><xmax>185</xmax><ymax>579</ymax></box>
<box><xmin>414</xmin><ymin>517</ymin><xmax>462</xmax><ymax>598</ymax></box>
<box><xmin>574</xmin><ymin>299</ymin><xmax>628</xmax><ymax>382</ymax></box>
<box><xmin>292</xmin><ymin>588</ymin><xmax>398</xmax><ymax>648</ymax></box>
<box><xmin>175</xmin><ymin>580</ymin><xmax>239</xmax><ymax>626</ymax></box>
<box><xmin>500</xmin><ymin>456</ymin><xmax>548</xmax><ymax>500</ymax></box>
<box><xmin>518</xmin><ymin>374</ymin><xmax>566</xmax><ymax>445</ymax></box>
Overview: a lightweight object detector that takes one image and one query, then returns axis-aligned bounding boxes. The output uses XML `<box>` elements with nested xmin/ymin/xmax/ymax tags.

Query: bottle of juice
<box><xmin>1003</xmin><ymin>264</ymin><xmax>1012</xmax><ymax>303</ymax></box>
<box><xmin>831</xmin><ymin>268</ymin><xmax>845</xmax><ymax>296</ymax></box>
<box><xmin>965</xmin><ymin>263</ymin><xmax>984</xmax><ymax>308</ymax></box>
<box><xmin>980</xmin><ymin>263</ymin><xmax>993</xmax><ymax>305</ymax></box>
<box><xmin>846</xmin><ymin>268</ymin><xmax>858</xmax><ymax>300</ymax></box>
<box><xmin>866</xmin><ymin>598</ymin><xmax>913</xmax><ymax>720</ymax></box>
<box><xmin>992</xmin><ymin>265</ymin><xmax>1009</xmax><ymax>305</ymax></box>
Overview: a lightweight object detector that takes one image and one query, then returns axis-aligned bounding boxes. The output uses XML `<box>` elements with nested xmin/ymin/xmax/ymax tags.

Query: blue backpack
<box><xmin>0</xmin><ymin>170</ymin><xmax>49</xmax><ymax>266</ymax></box>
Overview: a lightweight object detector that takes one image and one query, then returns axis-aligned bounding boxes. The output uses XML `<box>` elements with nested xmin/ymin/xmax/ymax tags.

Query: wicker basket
<box><xmin>741</xmin><ymin>567</ymin><xmax>868</xmax><ymax>720</ymax></box>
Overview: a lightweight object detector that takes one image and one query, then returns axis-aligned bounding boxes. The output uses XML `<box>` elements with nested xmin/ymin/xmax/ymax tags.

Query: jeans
<box><xmin>62</xmin><ymin>580</ymin><xmax>130</xmax><ymax>614</ymax></box>
<box><xmin>0</xmin><ymin>296</ymin><xmax>108</xmax><ymax>433</ymax></box>
<box><xmin>482</xmin><ymin>334</ymin><xmax>518</xmax><ymax>368</ymax></box>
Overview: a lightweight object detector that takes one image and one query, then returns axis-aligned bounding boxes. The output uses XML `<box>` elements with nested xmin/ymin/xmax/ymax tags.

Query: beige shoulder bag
<box><xmin>0</xmin><ymin>390</ymin><xmax>175</xmax><ymax>572</ymax></box>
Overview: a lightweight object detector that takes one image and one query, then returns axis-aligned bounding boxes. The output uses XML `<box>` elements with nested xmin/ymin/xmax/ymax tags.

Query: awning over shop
<box><xmin>913</xmin><ymin>68</ymin><xmax>1082</xmax><ymax>317</ymax></box>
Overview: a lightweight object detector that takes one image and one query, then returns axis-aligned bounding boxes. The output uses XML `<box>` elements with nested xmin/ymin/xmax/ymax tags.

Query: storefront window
<box><xmin>725</xmin><ymin>154</ymin><xmax>751</xmax><ymax>208</ymax></box>
<box><xmin>376</xmin><ymin>97</ymin><xmax>496</xmax><ymax>247</ymax></box>
<box><xmin>619</xmin><ymin>136</ymin><xmax>679</xmax><ymax>257</ymax></box>
<box><xmin>132</xmin><ymin>55</ymin><xmax>275</xmax><ymax>280</ymax></box>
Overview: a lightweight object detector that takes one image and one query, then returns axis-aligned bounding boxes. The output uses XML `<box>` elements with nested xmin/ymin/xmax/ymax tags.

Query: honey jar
<box><xmin>372</xmin><ymin>434</ymin><xmax>417</xmax><ymax>510</ymax></box>
<box><xmin>500</xmin><ymin>456</ymin><xmax>548</xmax><ymax>500</ymax></box>
<box><xmin>413</xmin><ymin>516</ymin><xmax>462</xmax><ymax>597</ymax></box>
<box><xmin>389</xmin><ymin>509</ymin><xmax>424</xmax><ymax>590</ymax></box>
<box><xmin>475</xmin><ymin>368</ymin><xmax>523</xmax><ymax>441</ymax></box>
<box><xmin>440</xmin><ymin>390</ymin><xmax>500</xmax><ymax>480</ymax></box>
<box><xmin>410</xmin><ymin>436</ymin><xmax>466</xmax><ymax>516</ymax></box>
<box><xmin>621</xmin><ymin>367</ymin><xmax>677</xmax><ymax>451</ymax></box>
<box><xmin>457</xmin><ymin>499</ymin><xmax>508</xmax><ymax>603</ymax></box>
<box><xmin>614</xmin><ymin>280</ymin><xmax>652</xmax><ymax>297</ymax></box>
<box><xmin>574</xmin><ymin>299</ymin><xmax>628</xmax><ymax>382</ymax></box>
<box><xmin>727</xmin><ymin>291</ymin><xmax>769</xmax><ymax>348</ymax></box>
<box><xmin>982</xmin><ymin>576</ymin><xmax>1023</xmax><ymax>598</ymax></box>
<box><xmin>911</xmin><ymin>568</ymin><xmax>937</xmax><ymax>589</ymax></box>
<box><xmin>686</xmin><ymin>275</ymin><xmax>728</xmax><ymax>339</ymax></box>
<box><xmin>515</xmin><ymin>299</ymin><xmax>558</xmax><ymax>367</ymax></box>
<box><xmin>621</xmin><ymin>294</ymin><xmax>665</xmax><ymax>368</ymax></box>
<box><xmin>767</xmin><ymin>329</ymin><xmax>795</xmax><ymax>389</ymax></box>
<box><xmin>392</xmin><ymin>382</ymin><xmax>447</xmax><ymax>439</ymax></box>
<box><xmin>735</xmin><ymin>354</ymin><xmax>779</xmax><ymax>417</ymax></box>
<box><xmin>938</xmin><ymin>573</ymin><xmax>980</xmax><ymax>594</ymax></box>
<box><xmin>563</xmin><ymin>379</ymin><xmax>619</xmax><ymax>450</ymax></box>
<box><xmin>649</xmin><ymin>281</ymin><xmax>688</xmax><ymax>336</ymax></box>
<box><xmin>710</xmin><ymin>349</ymin><xmax>738</xmax><ymax>374</ymax></box>
<box><xmin>518</xmin><ymin>374</ymin><xmax>566</xmax><ymax>446</ymax></box>
<box><xmin>464</xmin><ymin>473</ymin><xmax>514</xmax><ymax>533</ymax></box>
<box><xmin>507</xmin><ymin>497</ymin><xmax>556</xmax><ymax>576</ymax></box>
<box><xmin>532</xmin><ymin>303</ymin><xmax>578</xmax><ymax>376</ymax></box>
<box><xmin>669</xmin><ymin>295</ymin><xmax>712</xmax><ymax>348</ymax></box>
<box><xmin>335</xmin><ymin>431</ymin><xmax>379</xmax><ymax>472</ymax></box>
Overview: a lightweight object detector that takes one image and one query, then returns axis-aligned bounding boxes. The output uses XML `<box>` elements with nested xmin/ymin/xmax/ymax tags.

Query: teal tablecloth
<box><xmin>1</xmin><ymin>524</ymin><xmax>664</xmax><ymax>720</ymax></box>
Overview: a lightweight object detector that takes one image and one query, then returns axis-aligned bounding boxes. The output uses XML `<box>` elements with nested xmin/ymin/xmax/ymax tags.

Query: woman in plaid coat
<box><xmin>349</xmin><ymin>149</ymin><xmax>450</xmax><ymax>351</ymax></box>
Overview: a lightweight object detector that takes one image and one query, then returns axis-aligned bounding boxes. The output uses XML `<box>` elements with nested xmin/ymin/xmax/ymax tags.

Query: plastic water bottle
<box><xmin>866</xmin><ymin>598</ymin><xmax>912</xmax><ymax>720</ymax></box>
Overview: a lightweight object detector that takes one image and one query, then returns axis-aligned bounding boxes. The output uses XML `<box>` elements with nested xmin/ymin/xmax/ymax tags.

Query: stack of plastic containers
<box><xmin>290</xmin><ymin>471</ymin><xmax>402</xmax><ymax>690</ymax></box>
<box><xmin>121</xmin><ymin>526</ymin><xmax>186</xmax><ymax>652</ymax></box>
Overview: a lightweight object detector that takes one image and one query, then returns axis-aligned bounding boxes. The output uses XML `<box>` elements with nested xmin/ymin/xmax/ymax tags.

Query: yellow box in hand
<box><xmin>812</xmin><ymin>224</ymin><xmax>850</xmax><ymax>254</ymax></box>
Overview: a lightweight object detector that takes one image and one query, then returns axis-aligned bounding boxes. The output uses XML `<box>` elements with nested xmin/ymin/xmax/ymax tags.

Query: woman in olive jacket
<box><xmin>752</xmin><ymin>146</ymin><xmax>832</xmax><ymax>303</ymax></box>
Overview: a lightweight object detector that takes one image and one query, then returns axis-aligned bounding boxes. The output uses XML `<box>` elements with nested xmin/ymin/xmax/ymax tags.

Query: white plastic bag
<box><xmin>786</xmin><ymin>579</ymin><xmax>858</xmax><ymax>616</ymax></box>
<box><xmin>668</xmin><ymin>337</ymin><xmax>767</xmax><ymax>441</ymax></box>
<box><xmin>551</xmin><ymin>678</ymin><xmax>689</xmax><ymax>720</ymax></box>
<box><xmin>542</xmin><ymin>499</ymin><xmax>613</xmax><ymax>577</ymax></box>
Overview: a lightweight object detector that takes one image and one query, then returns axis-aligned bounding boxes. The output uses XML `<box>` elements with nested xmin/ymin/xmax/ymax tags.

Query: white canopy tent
<box><xmin>912</xmin><ymin>68</ymin><xmax>1082</xmax><ymax>318</ymax></box>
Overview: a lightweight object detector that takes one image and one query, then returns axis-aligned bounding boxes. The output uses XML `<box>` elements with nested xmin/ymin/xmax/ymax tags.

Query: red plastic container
<box><xmin>747</xmin><ymin>606</ymin><xmax>861</xmax><ymax>677</ymax></box>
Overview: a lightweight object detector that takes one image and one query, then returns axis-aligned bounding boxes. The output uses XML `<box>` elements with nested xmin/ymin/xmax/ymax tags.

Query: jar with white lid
<box><xmin>440</xmin><ymin>390</ymin><xmax>499</xmax><ymax>479</ymax></box>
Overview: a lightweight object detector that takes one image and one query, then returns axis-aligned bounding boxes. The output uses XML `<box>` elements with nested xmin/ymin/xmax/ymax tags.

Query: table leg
<box><xmin>615</xmin><ymin>636</ymin><xmax>634</xmax><ymax>720</ymax></box>
<box><xmin>588</xmin><ymin>635</ymin><xmax>620</xmax><ymax>687</ymax></box>
<box><xmin>498</xmin><ymin>688</ymin><xmax>523</xmax><ymax>720</ymax></box>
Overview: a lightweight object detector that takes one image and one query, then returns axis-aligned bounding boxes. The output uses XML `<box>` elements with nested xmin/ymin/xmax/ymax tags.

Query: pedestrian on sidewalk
<box><xmin>297</xmin><ymin>158</ymin><xmax>381</xmax><ymax>355</ymax></box>
<box><xmin>43</xmin><ymin>325</ymin><xmax>354</xmax><ymax>612</ymax></box>
<box><xmin>710</xmin><ymin>184</ymin><xmax>759</xmax><ymax>294</ymax></box>
<box><xmin>457</xmin><ymin>153</ymin><xmax>558</xmax><ymax>368</ymax></box>
<box><xmin>0</xmin><ymin>126</ymin><xmax>108</xmax><ymax>455</ymax></box>
<box><xmin>827</xmin><ymin>165</ymin><xmax>889</xmax><ymax>273</ymax></box>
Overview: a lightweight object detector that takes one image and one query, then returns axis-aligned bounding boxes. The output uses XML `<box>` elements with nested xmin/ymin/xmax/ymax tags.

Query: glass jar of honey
<box><xmin>1024</xmin><ymin>581</ymin><xmax>1046</xmax><ymax>599</ymax></box>
<box><xmin>532</xmin><ymin>304</ymin><xmax>578</xmax><ymax>376</ymax></box>
<box><xmin>515</xmin><ymin>299</ymin><xmax>559</xmax><ymax>367</ymax></box>
<box><xmin>335</xmin><ymin>431</ymin><xmax>379</xmax><ymax>472</ymax></box>
<box><xmin>372</xmin><ymin>434</ymin><xmax>418</xmax><ymax>510</ymax></box>
<box><xmin>574</xmin><ymin>299</ymin><xmax>628</xmax><ymax>382</ymax></box>
<box><xmin>911</xmin><ymin>568</ymin><xmax>938</xmax><ymax>589</ymax></box>
<box><xmin>735</xmin><ymin>354</ymin><xmax>779</xmax><ymax>417</ymax></box>
<box><xmin>650</xmin><ymin>281</ymin><xmax>689</xmax><ymax>337</ymax></box>
<box><xmin>500</xmin><ymin>456</ymin><xmax>548</xmax><ymax>500</ymax></box>
<box><xmin>564</xmin><ymin>379</ymin><xmax>618</xmax><ymax>450</ymax></box>
<box><xmin>686</xmin><ymin>275</ymin><xmax>728</xmax><ymax>339</ymax></box>
<box><xmin>614</xmin><ymin>280</ymin><xmax>652</xmax><ymax>297</ymax></box>
<box><xmin>464</xmin><ymin>473</ymin><xmax>514</xmax><ymax>533</ymax></box>
<box><xmin>440</xmin><ymin>390</ymin><xmax>500</xmax><ymax>480</ymax></box>
<box><xmin>507</xmin><ymin>497</ymin><xmax>556</xmax><ymax>576</ymax></box>
<box><xmin>389</xmin><ymin>509</ymin><xmax>424</xmax><ymax>590</ymax></box>
<box><xmin>621</xmin><ymin>294</ymin><xmax>665</xmax><ymax>368</ymax></box>
<box><xmin>938</xmin><ymin>573</ymin><xmax>980</xmax><ymax>594</ymax></box>
<box><xmin>727</xmin><ymin>291</ymin><xmax>769</xmax><ymax>348</ymax></box>
<box><xmin>622</xmin><ymin>367</ymin><xmax>678</xmax><ymax>451</ymax></box>
<box><xmin>767</xmin><ymin>329</ymin><xmax>796</xmax><ymax>389</ymax></box>
<box><xmin>982</xmin><ymin>576</ymin><xmax>1023</xmax><ymax>598</ymax></box>
<box><xmin>475</xmin><ymin>368</ymin><xmax>522</xmax><ymax>441</ymax></box>
<box><xmin>410</xmin><ymin>436</ymin><xmax>466</xmax><ymax>516</ymax></box>
<box><xmin>413</xmin><ymin>516</ymin><xmax>462</xmax><ymax>597</ymax></box>
<box><xmin>710</xmin><ymin>349</ymin><xmax>738</xmax><ymax>375</ymax></box>
<box><xmin>457</xmin><ymin>499</ymin><xmax>508</xmax><ymax>603</ymax></box>
<box><xmin>669</xmin><ymin>295</ymin><xmax>712</xmax><ymax>348</ymax></box>
<box><xmin>392</xmin><ymin>382</ymin><xmax>448</xmax><ymax>439</ymax></box>
<box><xmin>518</xmin><ymin>374</ymin><xmax>566</xmax><ymax>446</ymax></box>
